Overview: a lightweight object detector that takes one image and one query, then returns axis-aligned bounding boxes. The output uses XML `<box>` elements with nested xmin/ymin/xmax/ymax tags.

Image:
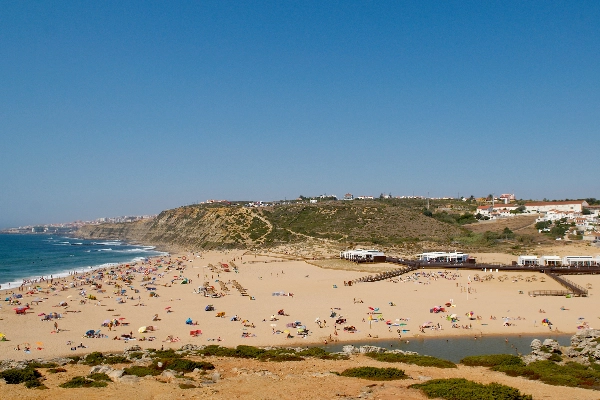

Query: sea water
<box><xmin>0</xmin><ymin>234</ymin><xmax>167</xmax><ymax>288</ymax></box>
<box><xmin>324</xmin><ymin>334</ymin><xmax>572</xmax><ymax>363</ymax></box>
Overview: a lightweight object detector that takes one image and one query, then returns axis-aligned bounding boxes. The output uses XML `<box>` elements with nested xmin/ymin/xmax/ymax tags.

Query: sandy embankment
<box><xmin>1</xmin><ymin>249</ymin><xmax>599</xmax><ymax>362</ymax></box>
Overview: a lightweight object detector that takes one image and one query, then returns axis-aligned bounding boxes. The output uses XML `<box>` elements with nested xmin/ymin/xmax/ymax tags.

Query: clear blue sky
<box><xmin>1</xmin><ymin>1</ymin><xmax>599</xmax><ymax>228</ymax></box>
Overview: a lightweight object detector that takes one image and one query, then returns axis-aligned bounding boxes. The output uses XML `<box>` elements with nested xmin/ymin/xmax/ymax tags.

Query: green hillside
<box><xmin>76</xmin><ymin>200</ymin><xmax>466</xmax><ymax>251</ymax></box>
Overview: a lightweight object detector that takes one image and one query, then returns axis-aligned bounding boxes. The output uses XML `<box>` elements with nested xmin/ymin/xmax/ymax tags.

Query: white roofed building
<box><xmin>417</xmin><ymin>251</ymin><xmax>469</xmax><ymax>263</ymax></box>
<box><xmin>340</xmin><ymin>249</ymin><xmax>386</xmax><ymax>262</ymax></box>
<box><xmin>525</xmin><ymin>201</ymin><xmax>589</xmax><ymax>213</ymax></box>
<box><xmin>517</xmin><ymin>255</ymin><xmax>539</xmax><ymax>266</ymax></box>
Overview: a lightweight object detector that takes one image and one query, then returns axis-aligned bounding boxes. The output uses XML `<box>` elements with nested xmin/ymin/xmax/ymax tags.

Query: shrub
<box><xmin>89</xmin><ymin>373</ymin><xmax>111</xmax><ymax>381</ymax></box>
<box><xmin>366</xmin><ymin>352</ymin><xmax>456</xmax><ymax>368</ymax></box>
<box><xmin>548</xmin><ymin>353</ymin><xmax>562</xmax><ymax>362</ymax></box>
<box><xmin>158</xmin><ymin>359</ymin><xmax>214</xmax><ymax>373</ymax></box>
<box><xmin>104</xmin><ymin>355</ymin><xmax>130</xmax><ymax>364</ymax></box>
<box><xmin>411</xmin><ymin>378</ymin><xmax>532</xmax><ymax>400</ymax></box>
<box><xmin>460</xmin><ymin>354</ymin><xmax>524</xmax><ymax>368</ymax></box>
<box><xmin>48</xmin><ymin>368</ymin><xmax>67</xmax><ymax>374</ymax></box>
<box><xmin>24</xmin><ymin>379</ymin><xmax>46</xmax><ymax>389</ymax></box>
<box><xmin>340</xmin><ymin>366</ymin><xmax>407</xmax><ymax>381</ymax></box>
<box><xmin>128</xmin><ymin>351</ymin><xmax>144</xmax><ymax>359</ymax></box>
<box><xmin>235</xmin><ymin>345</ymin><xmax>267</xmax><ymax>359</ymax></box>
<box><xmin>297</xmin><ymin>347</ymin><xmax>327</xmax><ymax>357</ymax></box>
<box><xmin>480</xmin><ymin>359</ymin><xmax>600</xmax><ymax>389</ymax></box>
<box><xmin>197</xmin><ymin>345</ymin><xmax>237</xmax><ymax>357</ymax></box>
<box><xmin>68</xmin><ymin>356</ymin><xmax>81</xmax><ymax>364</ymax></box>
<box><xmin>0</xmin><ymin>367</ymin><xmax>42</xmax><ymax>385</ymax></box>
<box><xmin>27</xmin><ymin>361</ymin><xmax>58</xmax><ymax>369</ymax></box>
<box><xmin>83</xmin><ymin>352</ymin><xmax>105</xmax><ymax>366</ymax></box>
<box><xmin>60</xmin><ymin>376</ymin><xmax>108</xmax><ymax>388</ymax></box>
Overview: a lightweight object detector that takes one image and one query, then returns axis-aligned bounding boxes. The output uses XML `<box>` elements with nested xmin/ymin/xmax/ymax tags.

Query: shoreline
<box><xmin>0</xmin><ymin>234</ymin><xmax>168</xmax><ymax>289</ymax></box>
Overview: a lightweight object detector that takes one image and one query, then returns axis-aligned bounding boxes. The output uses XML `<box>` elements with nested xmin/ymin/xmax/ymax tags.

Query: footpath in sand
<box><xmin>1</xmin><ymin>249</ymin><xmax>600</xmax><ymax>362</ymax></box>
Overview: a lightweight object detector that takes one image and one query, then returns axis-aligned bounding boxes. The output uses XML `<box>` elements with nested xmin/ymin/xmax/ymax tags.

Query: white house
<box><xmin>562</xmin><ymin>256</ymin><xmax>595</xmax><ymax>267</ymax></box>
<box><xmin>340</xmin><ymin>249</ymin><xmax>386</xmax><ymax>262</ymax></box>
<box><xmin>525</xmin><ymin>201</ymin><xmax>589</xmax><ymax>213</ymax></box>
<box><xmin>476</xmin><ymin>206</ymin><xmax>492</xmax><ymax>216</ymax></box>
<box><xmin>417</xmin><ymin>251</ymin><xmax>469</xmax><ymax>263</ymax></box>
<box><xmin>517</xmin><ymin>255</ymin><xmax>539</xmax><ymax>266</ymax></box>
<box><xmin>539</xmin><ymin>255</ymin><xmax>562</xmax><ymax>266</ymax></box>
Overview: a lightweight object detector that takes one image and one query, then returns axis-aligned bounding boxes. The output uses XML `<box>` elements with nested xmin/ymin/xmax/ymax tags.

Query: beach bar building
<box><xmin>517</xmin><ymin>255</ymin><xmax>539</xmax><ymax>266</ymax></box>
<box><xmin>539</xmin><ymin>255</ymin><xmax>562</xmax><ymax>267</ymax></box>
<box><xmin>562</xmin><ymin>256</ymin><xmax>596</xmax><ymax>267</ymax></box>
<box><xmin>417</xmin><ymin>251</ymin><xmax>469</xmax><ymax>263</ymax></box>
<box><xmin>340</xmin><ymin>249</ymin><xmax>386</xmax><ymax>263</ymax></box>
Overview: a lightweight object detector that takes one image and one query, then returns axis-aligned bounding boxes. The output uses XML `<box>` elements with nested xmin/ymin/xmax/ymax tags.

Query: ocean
<box><xmin>0</xmin><ymin>234</ymin><xmax>167</xmax><ymax>288</ymax></box>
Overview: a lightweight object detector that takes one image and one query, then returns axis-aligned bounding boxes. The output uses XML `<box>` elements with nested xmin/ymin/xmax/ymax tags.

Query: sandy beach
<box><xmin>1</xmin><ymin>248</ymin><xmax>599</xmax><ymax>362</ymax></box>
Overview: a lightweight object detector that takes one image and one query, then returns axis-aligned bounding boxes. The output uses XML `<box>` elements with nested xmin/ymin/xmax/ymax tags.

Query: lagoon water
<box><xmin>0</xmin><ymin>234</ymin><xmax>166</xmax><ymax>288</ymax></box>
<box><xmin>325</xmin><ymin>334</ymin><xmax>571</xmax><ymax>363</ymax></box>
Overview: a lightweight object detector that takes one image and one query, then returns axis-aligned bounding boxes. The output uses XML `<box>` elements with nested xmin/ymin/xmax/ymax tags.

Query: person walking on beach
<box><xmin>54</xmin><ymin>321</ymin><xmax>59</xmax><ymax>332</ymax></box>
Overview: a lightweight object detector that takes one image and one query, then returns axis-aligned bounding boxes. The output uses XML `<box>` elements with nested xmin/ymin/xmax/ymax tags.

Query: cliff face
<box><xmin>76</xmin><ymin>205</ymin><xmax>271</xmax><ymax>251</ymax></box>
<box><xmin>76</xmin><ymin>202</ymin><xmax>464</xmax><ymax>251</ymax></box>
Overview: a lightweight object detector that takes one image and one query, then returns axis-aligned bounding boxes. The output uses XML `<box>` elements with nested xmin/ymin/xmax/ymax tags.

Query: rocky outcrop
<box><xmin>523</xmin><ymin>338</ymin><xmax>562</xmax><ymax>364</ymax></box>
<box><xmin>525</xmin><ymin>330</ymin><xmax>600</xmax><ymax>365</ymax></box>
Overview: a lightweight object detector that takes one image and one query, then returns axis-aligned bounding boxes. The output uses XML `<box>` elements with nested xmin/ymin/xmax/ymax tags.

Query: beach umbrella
<box><xmin>0</xmin><ymin>333</ymin><xmax>6</xmax><ymax>340</ymax></box>
<box><xmin>165</xmin><ymin>306</ymin><xmax>171</xmax><ymax>310</ymax></box>
<box><xmin>138</xmin><ymin>326</ymin><xmax>147</xmax><ymax>333</ymax></box>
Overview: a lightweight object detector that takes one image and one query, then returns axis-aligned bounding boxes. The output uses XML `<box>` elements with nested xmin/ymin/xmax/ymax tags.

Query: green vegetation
<box><xmin>26</xmin><ymin>361</ymin><xmax>58</xmax><ymax>369</ymax></box>
<box><xmin>48</xmin><ymin>367</ymin><xmax>67</xmax><ymax>374</ymax></box>
<box><xmin>59</xmin><ymin>376</ymin><xmax>109</xmax><ymax>388</ymax></box>
<box><xmin>123</xmin><ymin>365</ymin><xmax>161</xmax><ymax>377</ymax></box>
<box><xmin>0</xmin><ymin>367</ymin><xmax>42</xmax><ymax>385</ymax></box>
<box><xmin>460</xmin><ymin>354</ymin><xmax>524</xmax><ymax>368</ymax></box>
<box><xmin>89</xmin><ymin>372</ymin><xmax>112</xmax><ymax>381</ymax></box>
<box><xmin>197</xmin><ymin>345</ymin><xmax>344</xmax><ymax>361</ymax></box>
<box><xmin>461</xmin><ymin>354</ymin><xmax>600</xmax><ymax>389</ymax></box>
<box><xmin>82</xmin><ymin>351</ymin><xmax>131</xmax><ymax>366</ymax></box>
<box><xmin>155</xmin><ymin>358</ymin><xmax>214</xmax><ymax>373</ymax></box>
<box><xmin>365</xmin><ymin>352</ymin><xmax>456</xmax><ymax>368</ymax></box>
<box><xmin>339</xmin><ymin>366</ymin><xmax>407</xmax><ymax>380</ymax></box>
<box><xmin>411</xmin><ymin>378</ymin><xmax>532</xmax><ymax>400</ymax></box>
<box><xmin>426</xmin><ymin>211</ymin><xmax>478</xmax><ymax>226</ymax></box>
<box><xmin>122</xmin><ymin>355</ymin><xmax>214</xmax><ymax>377</ymax></box>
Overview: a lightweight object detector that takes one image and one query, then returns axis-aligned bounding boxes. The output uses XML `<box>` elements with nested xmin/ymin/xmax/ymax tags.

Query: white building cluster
<box><xmin>517</xmin><ymin>255</ymin><xmax>600</xmax><ymax>267</ymax></box>
<box><xmin>416</xmin><ymin>251</ymin><xmax>470</xmax><ymax>263</ymax></box>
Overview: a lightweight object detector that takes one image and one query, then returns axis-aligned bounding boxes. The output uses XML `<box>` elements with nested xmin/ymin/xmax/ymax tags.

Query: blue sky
<box><xmin>1</xmin><ymin>1</ymin><xmax>599</xmax><ymax>228</ymax></box>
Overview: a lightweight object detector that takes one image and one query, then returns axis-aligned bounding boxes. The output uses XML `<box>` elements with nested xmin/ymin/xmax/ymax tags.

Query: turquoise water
<box><xmin>324</xmin><ymin>334</ymin><xmax>571</xmax><ymax>363</ymax></box>
<box><xmin>0</xmin><ymin>234</ymin><xmax>166</xmax><ymax>288</ymax></box>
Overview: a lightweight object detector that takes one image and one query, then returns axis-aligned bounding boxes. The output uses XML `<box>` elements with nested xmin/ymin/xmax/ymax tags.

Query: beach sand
<box><xmin>1</xmin><ymin>249</ymin><xmax>599</xmax><ymax>362</ymax></box>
